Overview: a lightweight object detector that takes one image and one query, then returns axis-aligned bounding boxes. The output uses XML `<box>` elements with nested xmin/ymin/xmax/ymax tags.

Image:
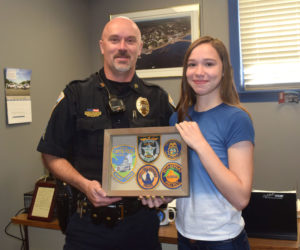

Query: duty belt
<box><xmin>76</xmin><ymin>197</ymin><xmax>144</xmax><ymax>227</ymax></box>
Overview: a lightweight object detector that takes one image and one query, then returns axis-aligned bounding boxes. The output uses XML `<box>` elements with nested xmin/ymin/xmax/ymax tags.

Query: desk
<box><xmin>158</xmin><ymin>221</ymin><xmax>300</xmax><ymax>250</ymax></box>
<box><xmin>11</xmin><ymin>213</ymin><xmax>59</xmax><ymax>250</ymax></box>
<box><xmin>12</xmin><ymin>213</ymin><xmax>300</xmax><ymax>250</ymax></box>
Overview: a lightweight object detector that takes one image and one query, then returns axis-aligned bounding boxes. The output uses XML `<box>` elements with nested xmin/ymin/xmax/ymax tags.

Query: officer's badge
<box><xmin>136</xmin><ymin>97</ymin><xmax>149</xmax><ymax>117</ymax></box>
<box><xmin>138</xmin><ymin>136</ymin><xmax>160</xmax><ymax>163</ymax></box>
<box><xmin>136</xmin><ymin>165</ymin><xmax>159</xmax><ymax>190</ymax></box>
<box><xmin>160</xmin><ymin>162</ymin><xmax>182</xmax><ymax>189</ymax></box>
<box><xmin>164</xmin><ymin>140</ymin><xmax>182</xmax><ymax>160</ymax></box>
<box><xmin>84</xmin><ymin>108</ymin><xmax>102</xmax><ymax>117</ymax></box>
<box><xmin>111</xmin><ymin>145</ymin><xmax>136</xmax><ymax>183</ymax></box>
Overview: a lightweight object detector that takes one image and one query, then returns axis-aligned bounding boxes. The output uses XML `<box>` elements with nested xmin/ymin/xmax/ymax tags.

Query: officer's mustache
<box><xmin>114</xmin><ymin>51</ymin><xmax>130</xmax><ymax>59</ymax></box>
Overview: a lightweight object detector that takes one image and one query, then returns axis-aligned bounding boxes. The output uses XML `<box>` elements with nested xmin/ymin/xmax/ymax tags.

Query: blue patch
<box><xmin>111</xmin><ymin>145</ymin><xmax>136</xmax><ymax>183</ymax></box>
<box><xmin>164</xmin><ymin>139</ymin><xmax>181</xmax><ymax>160</ymax></box>
<box><xmin>136</xmin><ymin>165</ymin><xmax>159</xmax><ymax>190</ymax></box>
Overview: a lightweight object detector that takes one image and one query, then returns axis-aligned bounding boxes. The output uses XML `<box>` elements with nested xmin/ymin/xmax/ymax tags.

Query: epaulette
<box><xmin>142</xmin><ymin>80</ymin><xmax>176</xmax><ymax>108</ymax></box>
<box><xmin>68</xmin><ymin>76</ymin><xmax>93</xmax><ymax>86</ymax></box>
<box><xmin>68</xmin><ymin>79</ymin><xmax>85</xmax><ymax>85</ymax></box>
<box><xmin>142</xmin><ymin>80</ymin><xmax>161</xmax><ymax>88</ymax></box>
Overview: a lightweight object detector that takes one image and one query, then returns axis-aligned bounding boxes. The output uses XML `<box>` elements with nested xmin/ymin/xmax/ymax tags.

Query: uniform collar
<box><xmin>97</xmin><ymin>68</ymin><xmax>145</xmax><ymax>95</ymax></box>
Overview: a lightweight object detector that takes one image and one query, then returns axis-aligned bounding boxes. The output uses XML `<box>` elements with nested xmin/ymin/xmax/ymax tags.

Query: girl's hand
<box><xmin>175</xmin><ymin>121</ymin><xmax>204</xmax><ymax>151</ymax></box>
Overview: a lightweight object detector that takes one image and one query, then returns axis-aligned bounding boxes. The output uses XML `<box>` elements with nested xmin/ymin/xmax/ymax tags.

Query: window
<box><xmin>228</xmin><ymin>0</ymin><xmax>300</xmax><ymax>102</ymax></box>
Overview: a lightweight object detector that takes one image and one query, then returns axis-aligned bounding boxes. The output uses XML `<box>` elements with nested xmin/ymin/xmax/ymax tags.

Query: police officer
<box><xmin>37</xmin><ymin>16</ymin><xmax>174</xmax><ymax>250</ymax></box>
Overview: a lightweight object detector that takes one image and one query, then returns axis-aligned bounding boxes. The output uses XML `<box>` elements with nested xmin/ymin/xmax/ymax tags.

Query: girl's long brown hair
<box><xmin>176</xmin><ymin>36</ymin><xmax>250</xmax><ymax>122</ymax></box>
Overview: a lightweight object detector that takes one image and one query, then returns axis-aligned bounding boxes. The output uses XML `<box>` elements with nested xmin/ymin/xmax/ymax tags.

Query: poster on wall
<box><xmin>4</xmin><ymin>68</ymin><xmax>32</xmax><ymax>124</ymax></box>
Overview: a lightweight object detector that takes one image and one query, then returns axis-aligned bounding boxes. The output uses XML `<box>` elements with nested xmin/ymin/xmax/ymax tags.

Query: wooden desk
<box><xmin>159</xmin><ymin>221</ymin><xmax>300</xmax><ymax>250</ymax></box>
<box><xmin>11</xmin><ymin>213</ymin><xmax>60</xmax><ymax>250</ymax></box>
<box><xmin>12</xmin><ymin>213</ymin><xmax>300</xmax><ymax>250</ymax></box>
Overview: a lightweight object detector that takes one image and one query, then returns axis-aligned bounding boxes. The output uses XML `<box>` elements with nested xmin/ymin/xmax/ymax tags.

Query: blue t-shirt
<box><xmin>169</xmin><ymin>103</ymin><xmax>255</xmax><ymax>241</ymax></box>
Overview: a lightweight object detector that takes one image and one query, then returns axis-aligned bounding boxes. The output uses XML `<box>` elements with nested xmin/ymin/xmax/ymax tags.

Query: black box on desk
<box><xmin>242</xmin><ymin>190</ymin><xmax>298</xmax><ymax>241</ymax></box>
<box><xmin>24</xmin><ymin>190</ymin><xmax>34</xmax><ymax>213</ymax></box>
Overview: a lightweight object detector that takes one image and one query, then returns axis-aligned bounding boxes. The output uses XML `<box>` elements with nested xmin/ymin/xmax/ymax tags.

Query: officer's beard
<box><xmin>113</xmin><ymin>63</ymin><xmax>131</xmax><ymax>72</ymax></box>
<box><xmin>113</xmin><ymin>51</ymin><xmax>134</xmax><ymax>73</ymax></box>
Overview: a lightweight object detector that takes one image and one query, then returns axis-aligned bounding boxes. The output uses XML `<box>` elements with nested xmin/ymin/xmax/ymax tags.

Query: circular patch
<box><xmin>136</xmin><ymin>165</ymin><xmax>160</xmax><ymax>190</ymax></box>
<box><xmin>160</xmin><ymin>162</ymin><xmax>182</xmax><ymax>189</ymax></box>
<box><xmin>163</xmin><ymin>139</ymin><xmax>181</xmax><ymax>160</ymax></box>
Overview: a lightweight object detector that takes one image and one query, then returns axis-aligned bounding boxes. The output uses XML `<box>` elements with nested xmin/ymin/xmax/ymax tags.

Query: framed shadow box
<box><xmin>102</xmin><ymin>126</ymin><xmax>189</xmax><ymax>197</ymax></box>
<box><xmin>28</xmin><ymin>180</ymin><xmax>56</xmax><ymax>222</ymax></box>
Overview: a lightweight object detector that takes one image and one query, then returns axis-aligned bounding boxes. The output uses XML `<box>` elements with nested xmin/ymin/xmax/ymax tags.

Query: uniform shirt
<box><xmin>37</xmin><ymin>69</ymin><xmax>174</xmax><ymax>182</ymax></box>
<box><xmin>169</xmin><ymin>103</ymin><xmax>255</xmax><ymax>241</ymax></box>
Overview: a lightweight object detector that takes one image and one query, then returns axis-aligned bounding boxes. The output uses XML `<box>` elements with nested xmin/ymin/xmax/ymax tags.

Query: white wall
<box><xmin>0</xmin><ymin>0</ymin><xmax>92</xmax><ymax>249</ymax></box>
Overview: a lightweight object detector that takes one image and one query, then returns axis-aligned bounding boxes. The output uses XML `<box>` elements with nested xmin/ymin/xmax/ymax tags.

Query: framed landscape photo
<box><xmin>110</xmin><ymin>4</ymin><xmax>200</xmax><ymax>78</ymax></box>
<box><xmin>28</xmin><ymin>180</ymin><xmax>56</xmax><ymax>222</ymax></box>
<box><xmin>102</xmin><ymin>126</ymin><xmax>189</xmax><ymax>197</ymax></box>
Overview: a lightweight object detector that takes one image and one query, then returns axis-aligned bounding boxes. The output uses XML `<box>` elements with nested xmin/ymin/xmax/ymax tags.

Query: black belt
<box><xmin>76</xmin><ymin>197</ymin><xmax>144</xmax><ymax>227</ymax></box>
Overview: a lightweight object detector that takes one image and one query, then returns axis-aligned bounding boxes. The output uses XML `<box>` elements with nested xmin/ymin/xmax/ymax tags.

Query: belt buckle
<box><xmin>119</xmin><ymin>204</ymin><xmax>124</xmax><ymax>220</ymax></box>
<box><xmin>108</xmin><ymin>203</ymin><xmax>125</xmax><ymax>220</ymax></box>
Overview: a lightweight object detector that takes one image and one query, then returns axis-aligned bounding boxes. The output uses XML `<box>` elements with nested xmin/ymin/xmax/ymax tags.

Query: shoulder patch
<box><xmin>50</xmin><ymin>91</ymin><xmax>65</xmax><ymax>115</ymax></box>
<box><xmin>168</xmin><ymin>94</ymin><xmax>176</xmax><ymax>108</ymax></box>
<box><xmin>55</xmin><ymin>92</ymin><xmax>65</xmax><ymax>107</ymax></box>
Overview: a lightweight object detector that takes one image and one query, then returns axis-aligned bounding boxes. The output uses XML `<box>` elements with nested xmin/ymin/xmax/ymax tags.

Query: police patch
<box><xmin>51</xmin><ymin>91</ymin><xmax>65</xmax><ymax>112</ymax></box>
<box><xmin>138</xmin><ymin>136</ymin><xmax>160</xmax><ymax>163</ymax></box>
<box><xmin>56</xmin><ymin>91</ymin><xmax>65</xmax><ymax>104</ymax></box>
<box><xmin>136</xmin><ymin>165</ymin><xmax>160</xmax><ymax>190</ymax></box>
<box><xmin>49</xmin><ymin>91</ymin><xmax>65</xmax><ymax>118</ymax></box>
<box><xmin>111</xmin><ymin>145</ymin><xmax>136</xmax><ymax>183</ymax></box>
<box><xmin>160</xmin><ymin>162</ymin><xmax>182</xmax><ymax>189</ymax></box>
<box><xmin>164</xmin><ymin>139</ymin><xmax>182</xmax><ymax>160</ymax></box>
<box><xmin>168</xmin><ymin>94</ymin><xmax>176</xmax><ymax>109</ymax></box>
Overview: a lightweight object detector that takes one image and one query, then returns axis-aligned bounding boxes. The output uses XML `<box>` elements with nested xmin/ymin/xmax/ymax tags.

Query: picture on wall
<box><xmin>4</xmin><ymin>68</ymin><xmax>32</xmax><ymax>124</ymax></box>
<box><xmin>111</xmin><ymin>4</ymin><xmax>200</xmax><ymax>78</ymax></box>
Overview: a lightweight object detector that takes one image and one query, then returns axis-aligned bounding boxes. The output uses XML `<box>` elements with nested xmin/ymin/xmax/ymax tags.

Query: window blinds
<box><xmin>238</xmin><ymin>0</ymin><xmax>300</xmax><ymax>89</ymax></box>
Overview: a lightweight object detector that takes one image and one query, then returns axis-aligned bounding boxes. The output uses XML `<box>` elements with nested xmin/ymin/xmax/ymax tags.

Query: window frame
<box><xmin>228</xmin><ymin>0</ymin><xmax>300</xmax><ymax>102</ymax></box>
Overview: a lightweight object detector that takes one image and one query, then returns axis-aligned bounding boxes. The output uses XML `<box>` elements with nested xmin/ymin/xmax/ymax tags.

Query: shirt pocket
<box><xmin>75</xmin><ymin>116</ymin><xmax>111</xmax><ymax>156</ymax></box>
<box><xmin>129</xmin><ymin>117</ymin><xmax>158</xmax><ymax>128</ymax></box>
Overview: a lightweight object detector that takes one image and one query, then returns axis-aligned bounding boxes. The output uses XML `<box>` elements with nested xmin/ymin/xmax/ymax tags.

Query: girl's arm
<box><xmin>176</xmin><ymin>121</ymin><xmax>254</xmax><ymax>211</ymax></box>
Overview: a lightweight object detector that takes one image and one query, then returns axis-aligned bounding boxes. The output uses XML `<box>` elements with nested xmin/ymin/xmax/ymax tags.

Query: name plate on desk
<box><xmin>102</xmin><ymin>126</ymin><xmax>189</xmax><ymax>197</ymax></box>
<box><xmin>242</xmin><ymin>190</ymin><xmax>298</xmax><ymax>241</ymax></box>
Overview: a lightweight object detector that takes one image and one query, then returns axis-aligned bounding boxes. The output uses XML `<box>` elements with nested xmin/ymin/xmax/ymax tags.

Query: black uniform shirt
<box><xmin>37</xmin><ymin>69</ymin><xmax>174</xmax><ymax>182</ymax></box>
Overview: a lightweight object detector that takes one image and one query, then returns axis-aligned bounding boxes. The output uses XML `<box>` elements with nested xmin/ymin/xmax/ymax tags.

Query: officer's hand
<box><xmin>139</xmin><ymin>196</ymin><xmax>174</xmax><ymax>208</ymax></box>
<box><xmin>85</xmin><ymin>180</ymin><xmax>121</xmax><ymax>207</ymax></box>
